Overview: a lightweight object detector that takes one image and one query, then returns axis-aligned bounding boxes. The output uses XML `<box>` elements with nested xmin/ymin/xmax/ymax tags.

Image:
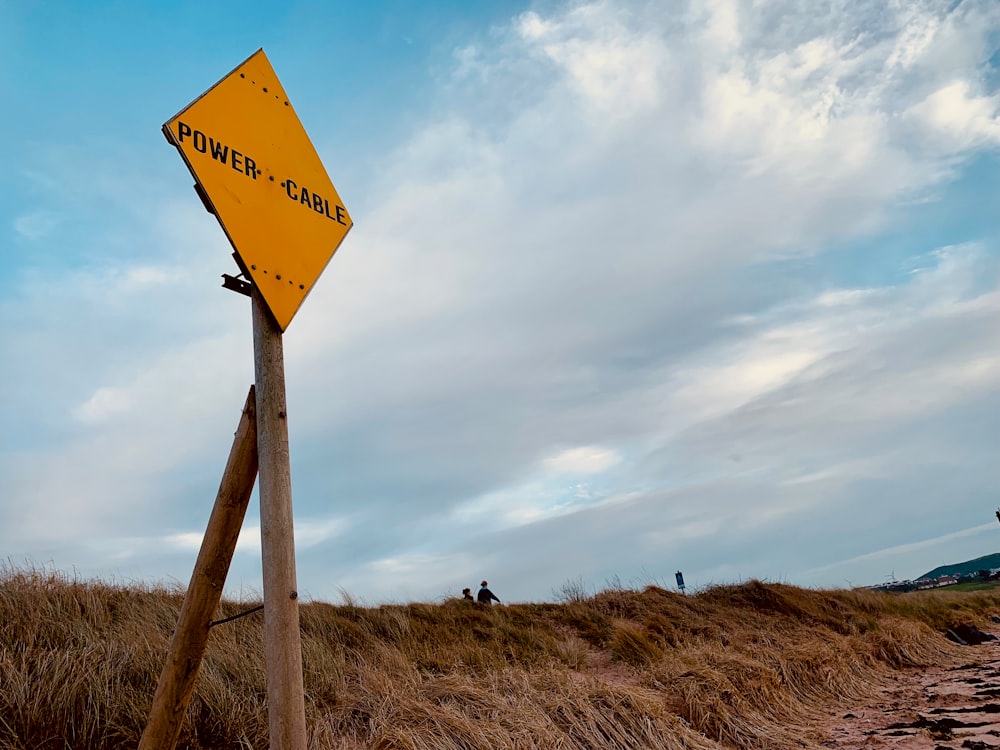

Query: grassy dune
<box><xmin>1</xmin><ymin>567</ymin><xmax>997</xmax><ymax>749</ymax></box>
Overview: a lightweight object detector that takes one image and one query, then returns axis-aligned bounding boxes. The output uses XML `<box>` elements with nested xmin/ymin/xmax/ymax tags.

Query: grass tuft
<box><xmin>1</xmin><ymin>564</ymin><xmax>998</xmax><ymax>748</ymax></box>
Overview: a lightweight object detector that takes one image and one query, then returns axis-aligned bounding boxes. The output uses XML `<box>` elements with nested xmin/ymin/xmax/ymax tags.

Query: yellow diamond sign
<box><xmin>163</xmin><ymin>49</ymin><xmax>352</xmax><ymax>331</ymax></box>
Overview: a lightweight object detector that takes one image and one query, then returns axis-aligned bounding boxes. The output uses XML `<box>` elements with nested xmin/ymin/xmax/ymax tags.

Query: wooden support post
<box><xmin>139</xmin><ymin>387</ymin><xmax>259</xmax><ymax>750</ymax></box>
<box><xmin>252</xmin><ymin>286</ymin><xmax>308</xmax><ymax>750</ymax></box>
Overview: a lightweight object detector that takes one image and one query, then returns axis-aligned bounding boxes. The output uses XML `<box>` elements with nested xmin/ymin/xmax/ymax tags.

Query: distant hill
<box><xmin>920</xmin><ymin>552</ymin><xmax>1000</xmax><ymax>580</ymax></box>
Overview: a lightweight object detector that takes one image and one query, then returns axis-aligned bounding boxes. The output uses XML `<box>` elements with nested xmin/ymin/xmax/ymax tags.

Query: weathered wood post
<box><xmin>252</xmin><ymin>285</ymin><xmax>308</xmax><ymax>749</ymax></box>
<box><xmin>138</xmin><ymin>387</ymin><xmax>259</xmax><ymax>750</ymax></box>
<box><xmin>160</xmin><ymin>49</ymin><xmax>354</xmax><ymax>750</ymax></box>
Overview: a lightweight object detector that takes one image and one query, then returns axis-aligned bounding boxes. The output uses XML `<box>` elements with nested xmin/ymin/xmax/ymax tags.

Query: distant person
<box><xmin>477</xmin><ymin>580</ymin><xmax>501</xmax><ymax>605</ymax></box>
<box><xmin>462</xmin><ymin>588</ymin><xmax>474</xmax><ymax>601</ymax></box>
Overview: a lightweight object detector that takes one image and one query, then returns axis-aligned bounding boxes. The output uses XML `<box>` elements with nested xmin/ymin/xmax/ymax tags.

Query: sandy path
<box><xmin>822</xmin><ymin>639</ymin><xmax>1000</xmax><ymax>749</ymax></box>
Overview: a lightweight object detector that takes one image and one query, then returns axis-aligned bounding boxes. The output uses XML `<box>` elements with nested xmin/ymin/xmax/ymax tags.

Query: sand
<box><xmin>822</xmin><ymin>639</ymin><xmax>1000</xmax><ymax>749</ymax></box>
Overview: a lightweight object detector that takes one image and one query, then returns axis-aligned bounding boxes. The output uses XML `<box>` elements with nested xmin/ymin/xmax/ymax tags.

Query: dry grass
<box><xmin>1</xmin><ymin>566</ymin><xmax>998</xmax><ymax>749</ymax></box>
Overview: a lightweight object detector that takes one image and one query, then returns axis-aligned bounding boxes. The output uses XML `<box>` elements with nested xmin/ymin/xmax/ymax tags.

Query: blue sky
<box><xmin>1</xmin><ymin>0</ymin><xmax>998</xmax><ymax>603</ymax></box>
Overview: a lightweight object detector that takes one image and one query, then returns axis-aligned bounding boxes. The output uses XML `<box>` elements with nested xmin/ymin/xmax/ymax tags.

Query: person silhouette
<box><xmin>477</xmin><ymin>580</ymin><xmax>501</xmax><ymax>605</ymax></box>
<box><xmin>461</xmin><ymin>587</ymin><xmax>474</xmax><ymax>601</ymax></box>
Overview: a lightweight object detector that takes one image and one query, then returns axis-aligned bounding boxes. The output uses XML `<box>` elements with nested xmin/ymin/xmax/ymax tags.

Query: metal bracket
<box><xmin>222</xmin><ymin>252</ymin><xmax>253</xmax><ymax>297</ymax></box>
<box><xmin>222</xmin><ymin>274</ymin><xmax>251</xmax><ymax>296</ymax></box>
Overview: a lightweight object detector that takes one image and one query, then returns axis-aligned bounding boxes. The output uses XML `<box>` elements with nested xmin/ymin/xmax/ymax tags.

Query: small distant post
<box><xmin>675</xmin><ymin>570</ymin><xmax>686</xmax><ymax>594</ymax></box>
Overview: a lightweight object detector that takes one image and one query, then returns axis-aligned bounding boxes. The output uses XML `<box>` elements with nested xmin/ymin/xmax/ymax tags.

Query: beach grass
<box><xmin>1</xmin><ymin>565</ymin><xmax>998</xmax><ymax>749</ymax></box>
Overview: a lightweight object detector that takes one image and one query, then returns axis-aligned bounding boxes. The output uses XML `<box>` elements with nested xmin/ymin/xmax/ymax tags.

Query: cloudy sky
<box><xmin>1</xmin><ymin>0</ymin><xmax>998</xmax><ymax>603</ymax></box>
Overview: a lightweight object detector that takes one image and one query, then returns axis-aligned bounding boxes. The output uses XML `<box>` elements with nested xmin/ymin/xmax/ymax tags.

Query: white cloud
<box><xmin>451</xmin><ymin>481</ymin><xmax>569</xmax><ymax>528</ymax></box>
<box><xmin>521</xmin><ymin>5</ymin><xmax>667</xmax><ymax>117</ymax></box>
<box><xmin>517</xmin><ymin>12</ymin><xmax>553</xmax><ymax>42</ymax></box>
<box><xmin>908</xmin><ymin>79</ymin><xmax>1000</xmax><ymax>149</ymax></box>
<box><xmin>803</xmin><ymin>522</ymin><xmax>998</xmax><ymax>578</ymax></box>
<box><xmin>13</xmin><ymin>210</ymin><xmax>60</xmax><ymax>241</ymax></box>
<box><xmin>2</xmin><ymin>0</ymin><xmax>998</xmax><ymax>601</ymax></box>
<box><xmin>542</xmin><ymin>446</ymin><xmax>621</xmax><ymax>475</ymax></box>
<box><xmin>295</xmin><ymin>516</ymin><xmax>351</xmax><ymax>549</ymax></box>
<box><xmin>886</xmin><ymin>9</ymin><xmax>939</xmax><ymax>71</ymax></box>
<box><xmin>165</xmin><ymin>532</ymin><xmax>205</xmax><ymax>551</ymax></box>
<box><xmin>75</xmin><ymin>386</ymin><xmax>135</xmax><ymax>424</ymax></box>
<box><xmin>855</xmin><ymin>522</ymin><xmax>999</xmax><ymax>566</ymax></box>
<box><xmin>701</xmin><ymin>0</ymin><xmax>741</xmax><ymax>52</ymax></box>
<box><xmin>119</xmin><ymin>265</ymin><xmax>177</xmax><ymax>290</ymax></box>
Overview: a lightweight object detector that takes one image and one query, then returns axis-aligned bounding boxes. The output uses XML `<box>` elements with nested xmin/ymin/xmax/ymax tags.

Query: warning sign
<box><xmin>164</xmin><ymin>49</ymin><xmax>352</xmax><ymax>331</ymax></box>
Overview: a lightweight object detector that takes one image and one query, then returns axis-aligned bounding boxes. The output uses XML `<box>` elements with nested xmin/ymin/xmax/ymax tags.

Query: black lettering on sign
<box><xmin>282</xmin><ymin>177</ymin><xmax>349</xmax><ymax>224</ymax></box>
<box><xmin>324</xmin><ymin>200</ymin><xmax>348</xmax><ymax>226</ymax></box>
<box><xmin>210</xmin><ymin>138</ymin><xmax>228</xmax><ymax>163</ymax></box>
<box><xmin>175</xmin><ymin>124</ymin><xmax>259</xmax><ymax>182</ymax></box>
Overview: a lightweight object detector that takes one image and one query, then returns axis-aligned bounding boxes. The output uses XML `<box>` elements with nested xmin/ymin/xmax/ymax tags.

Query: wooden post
<box><xmin>252</xmin><ymin>286</ymin><xmax>308</xmax><ymax>750</ymax></box>
<box><xmin>139</xmin><ymin>387</ymin><xmax>259</xmax><ymax>750</ymax></box>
